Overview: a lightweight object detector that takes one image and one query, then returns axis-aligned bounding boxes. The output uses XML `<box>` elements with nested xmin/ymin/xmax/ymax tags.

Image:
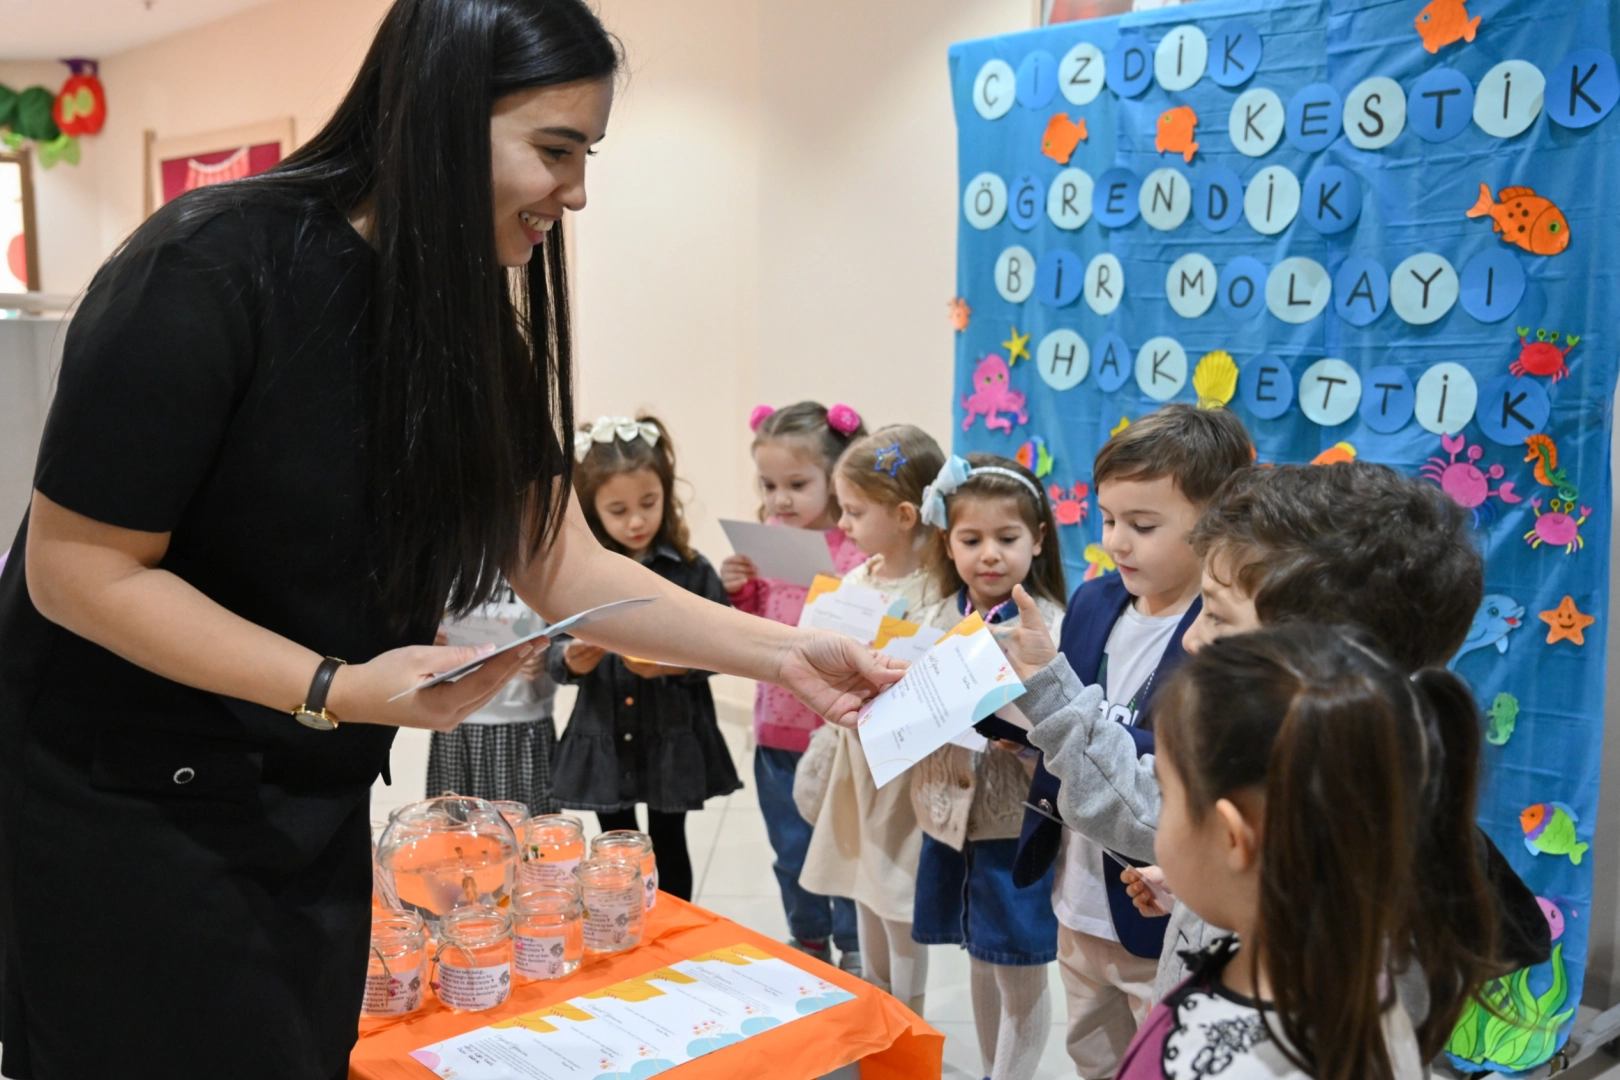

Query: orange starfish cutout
<box><xmin>1540</xmin><ymin>595</ymin><xmax>1595</xmax><ymax>646</ymax></box>
<box><xmin>948</xmin><ymin>298</ymin><xmax>971</xmax><ymax>332</ymax></box>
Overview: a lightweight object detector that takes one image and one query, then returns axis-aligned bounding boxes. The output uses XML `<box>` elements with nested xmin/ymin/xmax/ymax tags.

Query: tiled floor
<box><xmin>372</xmin><ymin>691</ymin><xmax>1080</xmax><ymax>1079</ymax></box>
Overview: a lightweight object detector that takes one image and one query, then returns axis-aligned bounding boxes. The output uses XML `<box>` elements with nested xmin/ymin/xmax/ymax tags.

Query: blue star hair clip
<box><xmin>873</xmin><ymin>442</ymin><xmax>908</xmax><ymax>477</ymax></box>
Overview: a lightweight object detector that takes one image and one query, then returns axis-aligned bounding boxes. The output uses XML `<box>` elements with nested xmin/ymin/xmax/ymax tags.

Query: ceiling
<box><xmin>0</xmin><ymin>0</ymin><xmax>275</xmax><ymax>61</ymax></box>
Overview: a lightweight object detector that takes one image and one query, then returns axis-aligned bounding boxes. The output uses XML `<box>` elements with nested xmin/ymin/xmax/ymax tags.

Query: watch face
<box><xmin>294</xmin><ymin>709</ymin><xmax>338</xmax><ymax>732</ymax></box>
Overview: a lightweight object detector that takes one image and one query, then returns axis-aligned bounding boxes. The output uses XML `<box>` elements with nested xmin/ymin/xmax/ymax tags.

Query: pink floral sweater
<box><xmin>727</xmin><ymin>526</ymin><xmax>866</xmax><ymax>753</ymax></box>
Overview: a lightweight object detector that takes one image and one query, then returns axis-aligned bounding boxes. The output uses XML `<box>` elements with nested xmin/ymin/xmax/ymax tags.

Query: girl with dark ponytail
<box><xmin>1115</xmin><ymin>625</ymin><xmax>1494</xmax><ymax>1080</ymax></box>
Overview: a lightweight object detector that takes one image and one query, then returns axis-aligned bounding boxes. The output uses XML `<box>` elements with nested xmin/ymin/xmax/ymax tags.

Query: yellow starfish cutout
<box><xmin>1111</xmin><ymin>416</ymin><xmax>1131</xmax><ymax>436</ymax></box>
<box><xmin>1002</xmin><ymin>326</ymin><xmax>1031</xmax><ymax>366</ymax></box>
<box><xmin>1540</xmin><ymin>595</ymin><xmax>1595</xmax><ymax>646</ymax></box>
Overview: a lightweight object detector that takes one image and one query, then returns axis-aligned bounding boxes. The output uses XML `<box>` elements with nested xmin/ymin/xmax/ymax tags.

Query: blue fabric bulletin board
<box><xmin>949</xmin><ymin>0</ymin><xmax>1620</xmax><ymax>1070</ymax></box>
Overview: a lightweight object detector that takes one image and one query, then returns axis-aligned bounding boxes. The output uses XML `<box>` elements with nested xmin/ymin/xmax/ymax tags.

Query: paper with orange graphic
<box><xmin>797</xmin><ymin>574</ymin><xmax>897</xmax><ymax>644</ymax></box>
<box><xmin>856</xmin><ymin>614</ymin><xmax>1026</xmax><ymax>788</ymax></box>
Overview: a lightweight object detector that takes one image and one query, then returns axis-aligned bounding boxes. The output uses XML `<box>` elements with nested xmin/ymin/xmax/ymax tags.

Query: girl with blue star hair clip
<box><xmin>797</xmin><ymin>425</ymin><xmax>945</xmax><ymax>1014</ymax></box>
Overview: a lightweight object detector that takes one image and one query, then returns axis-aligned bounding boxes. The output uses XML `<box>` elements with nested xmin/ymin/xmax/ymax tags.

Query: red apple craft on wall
<box><xmin>53</xmin><ymin>59</ymin><xmax>106</xmax><ymax>137</ymax></box>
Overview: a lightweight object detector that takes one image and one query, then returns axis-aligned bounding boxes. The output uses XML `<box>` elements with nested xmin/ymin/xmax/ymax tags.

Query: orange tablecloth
<box><xmin>350</xmin><ymin>894</ymin><xmax>943</xmax><ymax>1080</ymax></box>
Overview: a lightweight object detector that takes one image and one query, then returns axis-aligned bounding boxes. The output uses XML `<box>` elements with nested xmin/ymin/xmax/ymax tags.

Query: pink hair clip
<box><xmin>827</xmin><ymin>403</ymin><xmax>862</xmax><ymax>435</ymax></box>
<box><xmin>748</xmin><ymin>405</ymin><xmax>776</xmax><ymax>432</ymax></box>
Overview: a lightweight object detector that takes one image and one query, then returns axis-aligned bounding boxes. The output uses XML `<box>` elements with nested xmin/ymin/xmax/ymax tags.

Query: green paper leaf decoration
<box><xmin>37</xmin><ymin>133</ymin><xmax>80</xmax><ymax>169</ymax></box>
<box><xmin>0</xmin><ymin>83</ymin><xmax>18</xmax><ymax>131</ymax></box>
<box><xmin>16</xmin><ymin>86</ymin><xmax>60</xmax><ymax>143</ymax></box>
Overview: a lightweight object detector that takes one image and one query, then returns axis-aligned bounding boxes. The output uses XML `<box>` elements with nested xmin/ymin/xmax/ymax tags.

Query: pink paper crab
<box><xmin>1422</xmin><ymin>433</ymin><xmax>1522</xmax><ymax>527</ymax></box>
<box><xmin>1525</xmin><ymin>498</ymin><xmax>1590</xmax><ymax>553</ymax></box>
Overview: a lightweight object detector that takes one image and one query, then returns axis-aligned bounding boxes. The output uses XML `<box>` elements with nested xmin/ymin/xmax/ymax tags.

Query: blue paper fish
<box><xmin>1447</xmin><ymin>594</ymin><xmax>1524</xmax><ymax>670</ymax></box>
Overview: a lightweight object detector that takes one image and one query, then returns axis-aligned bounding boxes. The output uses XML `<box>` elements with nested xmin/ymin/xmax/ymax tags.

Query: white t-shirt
<box><xmin>441</xmin><ymin>588</ymin><xmax>557</xmax><ymax>727</ymax></box>
<box><xmin>1053</xmin><ymin>601</ymin><xmax>1184</xmax><ymax>938</ymax></box>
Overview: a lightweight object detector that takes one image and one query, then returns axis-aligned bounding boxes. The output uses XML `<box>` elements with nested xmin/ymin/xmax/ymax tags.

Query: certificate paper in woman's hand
<box><xmin>856</xmin><ymin>613</ymin><xmax>1026</xmax><ymax>788</ymax></box>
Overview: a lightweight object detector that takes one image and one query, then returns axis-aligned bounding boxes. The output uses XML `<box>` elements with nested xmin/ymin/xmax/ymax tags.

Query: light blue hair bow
<box><xmin>921</xmin><ymin>455</ymin><xmax>1043</xmax><ymax>529</ymax></box>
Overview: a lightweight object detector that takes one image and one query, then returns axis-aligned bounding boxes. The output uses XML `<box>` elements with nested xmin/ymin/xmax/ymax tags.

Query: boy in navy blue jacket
<box><xmin>1008</xmin><ymin>405</ymin><xmax>1253</xmax><ymax>1079</ymax></box>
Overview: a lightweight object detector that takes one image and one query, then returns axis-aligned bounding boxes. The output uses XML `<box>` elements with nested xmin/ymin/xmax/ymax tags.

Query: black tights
<box><xmin>595</xmin><ymin>807</ymin><xmax>693</xmax><ymax>901</ymax></box>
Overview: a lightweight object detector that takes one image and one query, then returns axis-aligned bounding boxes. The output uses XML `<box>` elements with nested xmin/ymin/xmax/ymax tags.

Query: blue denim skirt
<box><xmin>912</xmin><ymin>834</ymin><xmax>1058</xmax><ymax>965</ymax></box>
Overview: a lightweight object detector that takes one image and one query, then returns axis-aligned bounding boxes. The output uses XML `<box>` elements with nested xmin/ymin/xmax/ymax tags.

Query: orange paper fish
<box><xmin>1415</xmin><ymin>0</ymin><xmax>1481</xmax><ymax>54</ymax></box>
<box><xmin>1041</xmin><ymin>113</ymin><xmax>1087</xmax><ymax>165</ymax></box>
<box><xmin>1467</xmin><ymin>183</ymin><xmax>1571</xmax><ymax>256</ymax></box>
<box><xmin>1311</xmin><ymin>442</ymin><xmax>1357</xmax><ymax>466</ymax></box>
<box><xmin>1155</xmin><ymin>105</ymin><xmax>1199</xmax><ymax>163</ymax></box>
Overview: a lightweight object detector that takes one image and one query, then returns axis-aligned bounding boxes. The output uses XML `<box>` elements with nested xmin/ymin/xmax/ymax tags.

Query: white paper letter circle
<box><xmin>1390</xmin><ymin>253</ymin><xmax>1458</xmax><ymax>325</ymax></box>
<box><xmin>1230</xmin><ymin>88</ymin><xmax>1285</xmax><ymax>157</ymax></box>
<box><xmin>1139</xmin><ymin>168</ymin><xmax>1192</xmax><ymax>231</ymax></box>
<box><xmin>1299</xmin><ymin>358</ymin><xmax>1362</xmax><ymax>426</ymax></box>
<box><xmin>1244</xmin><ymin>166</ymin><xmax>1301</xmax><ymax>235</ymax></box>
<box><xmin>1266</xmin><ymin>257</ymin><xmax>1331</xmax><ymax>323</ymax></box>
<box><xmin>1047</xmin><ymin>168</ymin><xmax>1094</xmax><ymax>230</ymax></box>
<box><xmin>1058</xmin><ymin>42</ymin><xmax>1106</xmax><ymax>106</ymax></box>
<box><xmin>964</xmin><ymin>172</ymin><xmax>1008</xmax><ymax>230</ymax></box>
<box><xmin>1343</xmin><ymin>76</ymin><xmax>1406</xmax><ymax>150</ymax></box>
<box><xmin>1037</xmin><ymin>329</ymin><xmax>1090</xmax><ymax>391</ymax></box>
<box><xmin>1474</xmin><ymin>60</ymin><xmax>1545</xmax><ymax>139</ymax></box>
<box><xmin>1167</xmin><ymin>253</ymin><xmax>1217</xmax><ymax>318</ymax></box>
<box><xmin>995</xmin><ymin>246</ymin><xmax>1036</xmax><ymax>303</ymax></box>
<box><xmin>1155</xmin><ymin>26</ymin><xmax>1208</xmax><ymax>93</ymax></box>
<box><xmin>1414</xmin><ymin>362</ymin><xmax>1479</xmax><ymax>435</ymax></box>
<box><xmin>1085</xmin><ymin>253</ymin><xmax>1125</xmax><ymax>315</ymax></box>
<box><xmin>1136</xmin><ymin>337</ymin><xmax>1188</xmax><ymax>401</ymax></box>
<box><xmin>974</xmin><ymin>59</ymin><xmax>1016</xmax><ymax>120</ymax></box>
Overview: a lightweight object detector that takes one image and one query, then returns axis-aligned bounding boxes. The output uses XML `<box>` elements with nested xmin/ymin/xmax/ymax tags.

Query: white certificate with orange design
<box><xmin>856</xmin><ymin>614</ymin><xmax>1026</xmax><ymax>788</ymax></box>
<box><xmin>795</xmin><ymin>574</ymin><xmax>896</xmax><ymax>643</ymax></box>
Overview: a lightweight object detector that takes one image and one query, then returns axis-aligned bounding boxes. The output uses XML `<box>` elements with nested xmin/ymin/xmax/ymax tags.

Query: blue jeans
<box><xmin>753</xmin><ymin>745</ymin><xmax>858</xmax><ymax>952</ymax></box>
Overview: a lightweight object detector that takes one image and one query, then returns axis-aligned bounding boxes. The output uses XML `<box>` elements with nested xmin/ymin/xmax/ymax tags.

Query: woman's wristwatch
<box><xmin>292</xmin><ymin>657</ymin><xmax>346</xmax><ymax>730</ymax></box>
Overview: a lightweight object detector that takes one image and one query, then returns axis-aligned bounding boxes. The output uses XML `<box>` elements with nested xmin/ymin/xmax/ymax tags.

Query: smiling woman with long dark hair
<box><xmin>0</xmin><ymin>2</ymin><xmax>899</xmax><ymax>1076</ymax></box>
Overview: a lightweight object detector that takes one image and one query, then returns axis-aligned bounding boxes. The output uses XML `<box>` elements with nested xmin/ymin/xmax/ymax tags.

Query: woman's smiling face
<box><xmin>490</xmin><ymin>78</ymin><xmax>613</xmax><ymax>267</ymax></box>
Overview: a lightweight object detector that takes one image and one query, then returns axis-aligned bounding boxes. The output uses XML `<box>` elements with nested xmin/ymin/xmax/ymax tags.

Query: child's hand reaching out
<box><xmin>720</xmin><ymin>554</ymin><xmax>758</xmax><ymax>595</ymax></box>
<box><xmin>564</xmin><ymin>642</ymin><xmax>606</xmax><ymax>675</ymax></box>
<box><xmin>1121</xmin><ymin>865</ymin><xmax>1174</xmax><ymax>918</ymax></box>
<box><xmin>994</xmin><ymin>585</ymin><xmax>1060</xmax><ymax>681</ymax></box>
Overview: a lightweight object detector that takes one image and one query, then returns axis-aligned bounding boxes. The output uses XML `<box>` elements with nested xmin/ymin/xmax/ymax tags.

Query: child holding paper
<box><xmin>797</xmin><ymin>425</ymin><xmax>945</xmax><ymax>1012</ymax></box>
<box><xmin>907</xmin><ymin>452</ymin><xmax>1067</xmax><ymax>1080</ymax></box>
<box><xmin>724</xmin><ymin>401</ymin><xmax>867</xmax><ymax>970</ymax></box>
<box><xmin>1017</xmin><ymin>405</ymin><xmax>1252</xmax><ymax>1078</ymax></box>
<box><xmin>547</xmin><ymin>416</ymin><xmax>741</xmax><ymax>902</ymax></box>
<box><xmin>1115</xmin><ymin>625</ymin><xmax>1493</xmax><ymax>1080</ymax></box>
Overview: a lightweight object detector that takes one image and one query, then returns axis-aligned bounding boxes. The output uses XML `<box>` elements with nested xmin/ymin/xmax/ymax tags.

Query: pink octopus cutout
<box><xmin>1421</xmin><ymin>433</ymin><xmax>1522</xmax><ymax>527</ymax></box>
<box><xmin>961</xmin><ymin>354</ymin><xmax>1028</xmax><ymax>433</ymax></box>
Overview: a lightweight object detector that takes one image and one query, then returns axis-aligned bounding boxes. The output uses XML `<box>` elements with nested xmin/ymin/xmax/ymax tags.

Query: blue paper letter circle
<box><xmin>1547</xmin><ymin>49</ymin><xmax>1620</xmax><ymax>129</ymax></box>
<box><xmin>1008</xmin><ymin>172</ymin><xmax>1045</xmax><ymax>231</ymax></box>
<box><xmin>1286</xmin><ymin>83</ymin><xmax>1343</xmax><ymax>152</ymax></box>
<box><xmin>1459</xmin><ymin>248</ymin><xmax>1526</xmax><ymax>324</ymax></box>
<box><xmin>1478</xmin><ymin>375</ymin><xmax>1551</xmax><ymax>446</ymax></box>
<box><xmin>1359</xmin><ymin>366</ymin><xmax>1415</xmax><ymax>434</ymax></box>
<box><xmin>1332</xmin><ymin>256</ymin><xmax>1389</xmax><ymax>327</ymax></box>
<box><xmin>1194</xmin><ymin>166</ymin><xmax>1243</xmax><ymax>233</ymax></box>
<box><xmin>1302</xmin><ymin>165</ymin><xmax>1362</xmax><ymax>235</ymax></box>
<box><xmin>1093</xmin><ymin>168</ymin><xmax>1142</xmax><ymax>228</ymax></box>
<box><xmin>1409</xmin><ymin>67</ymin><xmax>1476</xmax><ymax>143</ymax></box>
<box><xmin>1092</xmin><ymin>332</ymin><xmax>1132</xmax><ymax>393</ymax></box>
<box><xmin>1017</xmin><ymin>50</ymin><xmax>1060</xmax><ymax>110</ymax></box>
<box><xmin>1108</xmin><ymin>34</ymin><xmax>1153</xmax><ymax>98</ymax></box>
<box><xmin>1035</xmin><ymin>249</ymin><xmax>1086</xmax><ymax>308</ymax></box>
<box><xmin>1241</xmin><ymin>356</ymin><xmax>1294</xmax><ymax>420</ymax></box>
<box><xmin>1208</xmin><ymin>21</ymin><xmax>1261</xmax><ymax>89</ymax></box>
<box><xmin>1219</xmin><ymin>256</ymin><xmax>1268</xmax><ymax>321</ymax></box>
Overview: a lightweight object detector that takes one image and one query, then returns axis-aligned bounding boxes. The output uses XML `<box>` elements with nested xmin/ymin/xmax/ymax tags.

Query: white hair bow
<box><xmin>574</xmin><ymin>416</ymin><xmax>661</xmax><ymax>462</ymax></box>
<box><xmin>920</xmin><ymin>456</ymin><xmax>974</xmax><ymax>529</ymax></box>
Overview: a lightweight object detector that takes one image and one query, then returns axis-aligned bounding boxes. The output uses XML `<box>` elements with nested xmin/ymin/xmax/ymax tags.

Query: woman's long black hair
<box><xmin>104</xmin><ymin>0</ymin><xmax>620</xmax><ymax>629</ymax></box>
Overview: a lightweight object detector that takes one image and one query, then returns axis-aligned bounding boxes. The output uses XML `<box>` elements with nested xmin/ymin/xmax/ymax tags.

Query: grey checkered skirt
<box><xmin>424</xmin><ymin>718</ymin><xmax>560</xmax><ymax>814</ymax></box>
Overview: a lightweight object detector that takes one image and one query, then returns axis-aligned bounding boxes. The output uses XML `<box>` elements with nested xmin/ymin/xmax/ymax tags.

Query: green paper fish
<box><xmin>1486</xmin><ymin>693</ymin><xmax>1519</xmax><ymax>746</ymax></box>
<box><xmin>1521</xmin><ymin>802</ymin><xmax>1588</xmax><ymax>866</ymax></box>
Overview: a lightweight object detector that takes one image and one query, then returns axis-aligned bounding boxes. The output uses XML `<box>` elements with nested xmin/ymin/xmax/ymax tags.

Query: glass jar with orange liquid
<box><xmin>374</xmin><ymin>796</ymin><xmax>518</xmax><ymax>936</ymax></box>
<box><xmin>519</xmin><ymin>814</ymin><xmax>586</xmax><ymax>888</ymax></box>
<box><xmin>576</xmin><ymin>857</ymin><xmax>644</xmax><ymax>953</ymax></box>
<box><xmin>512</xmin><ymin>884</ymin><xmax>585</xmax><ymax>980</ymax></box>
<box><xmin>432</xmin><ymin>906</ymin><xmax>514</xmax><ymax>1012</ymax></box>
<box><xmin>490</xmin><ymin>800</ymin><xmax>530</xmax><ymax>831</ymax></box>
<box><xmin>362</xmin><ymin>910</ymin><xmax>427</xmax><ymax>1019</ymax></box>
<box><xmin>590</xmin><ymin>830</ymin><xmax>657</xmax><ymax>913</ymax></box>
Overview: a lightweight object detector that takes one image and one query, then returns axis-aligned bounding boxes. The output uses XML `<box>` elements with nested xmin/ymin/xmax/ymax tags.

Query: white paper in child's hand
<box><xmin>857</xmin><ymin>614</ymin><xmax>1026</xmax><ymax>788</ymax></box>
<box><xmin>796</xmin><ymin>575</ymin><xmax>894</xmax><ymax>643</ymax></box>
<box><xmin>872</xmin><ymin>616</ymin><xmax>946</xmax><ymax>663</ymax></box>
<box><xmin>719</xmin><ymin>519</ymin><xmax>836</xmax><ymax>586</ymax></box>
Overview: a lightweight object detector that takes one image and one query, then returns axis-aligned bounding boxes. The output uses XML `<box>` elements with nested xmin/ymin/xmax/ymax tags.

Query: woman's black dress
<box><xmin>0</xmin><ymin>194</ymin><xmax>431</xmax><ymax>1079</ymax></box>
